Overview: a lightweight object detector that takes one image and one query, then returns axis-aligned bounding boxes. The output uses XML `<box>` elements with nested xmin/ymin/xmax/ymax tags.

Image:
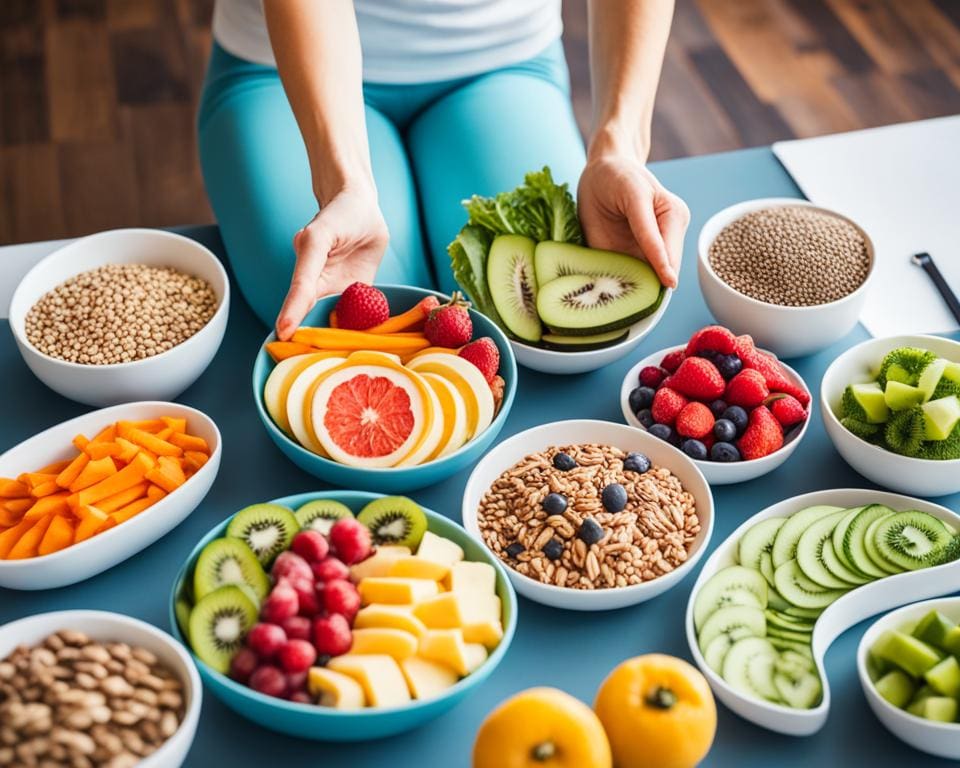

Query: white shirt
<box><xmin>213</xmin><ymin>0</ymin><xmax>562</xmax><ymax>84</ymax></box>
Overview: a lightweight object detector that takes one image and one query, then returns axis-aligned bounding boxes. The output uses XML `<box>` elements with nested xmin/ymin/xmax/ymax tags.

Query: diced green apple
<box><xmin>884</xmin><ymin>381</ymin><xmax>924</xmax><ymax>411</ymax></box>
<box><xmin>921</xmin><ymin>396</ymin><xmax>960</xmax><ymax>440</ymax></box>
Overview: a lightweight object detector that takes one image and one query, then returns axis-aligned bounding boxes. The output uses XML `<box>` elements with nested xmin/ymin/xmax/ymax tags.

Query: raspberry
<box><xmin>675</xmin><ymin>402</ymin><xmax>716</xmax><ymax>439</ymax></box>
<box><xmin>660</xmin><ymin>349</ymin><xmax>686</xmax><ymax>373</ymax></box>
<box><xmin>248</xmin><ymin>665</ymin><xmax>287</xmax><ymax>698</ymax></box>
<box><xmin>290</xmin><ymin>579</ymin><xmax>321</xmax><ymax>618</ymax></box>
<box><xmin>329</xmin><ymin>519</ymin><xmax>372</xmax><ymax>565</ymax></box>
<box><xmin>738</xmin><ymin>405</ymin><xmax>785</xmax><ymax>460</ymax></box>
<box><xmin>229</xmin><ymin>647</ymin><xmax>259</xmax><ymax>683</ymax></box>
<box><xmin>277</xmin><ymin>639</ymin><xmax>317</xmax><ymax>674</ymax></box>
<box><xmin>289</xmin><ymin>690</ymin><xmax>312</xmax><ymax>705</ymax></box>
<box><xmin>260</xmin><ymin>580</ymin><xmax>299</xmax><ymax>624</ymax></box>
<box><xmin>291</xmin><ymin>531</ymin><xmax>329</xmax><ymax>564</ymax></box>
<box><xmin>669</xmin><ymin>357</ymin><xmax>726</xmax><ymax>401</ymax></box>
<box><xmin>768</xmin><ymin>394</ymin><xmax>807</xmax><ymax>428</ymax></box>
<box><xmin>313</xmin><ymin>614</ymin><xmax>353</xmax><ymax>657</ymax></box>
<box><xmin>685</xmin><ymin>325</ymin><xmax>737</xmax><ymax>357</ymax></box>
<box><xmin>312</xmin><ymin>556</ymin><xmax>351</xmax><ymax>582</ymax></box>
<box><xmin>458</xmin><ymin>337</ymin><xmax>500</xmax><ymax>382</ymax></box>
<box><xmin>334</xmin><ymin>283</ymin><xmax>390</xmax><ymax>330</ymax></box>
<box><xmin>735</xmin><ymin>335</ymin><xmax>811</xmax><ymax>407</ymax></box>
<box><xmin>424</xmin><ymin>293</ymin><xmax>473</xmax><ymax>348</ymax></box>
<box><xmin>638</xmin><ymin>366</ymin><xmax>666</xmax><ymax>388</ymax></box>
<box><xmin>322</xmin><ymin>579</ymin><xmax>361</xmax><ymax>621</ymax></box>
<box><xmin>651</xmin><ymin>387</ymin><xmax>688</xmax><ymax>426</ymax></box>
<box><xmin>724</xmin><ymin>369</ymin><xmax>770</xmax><ymax>409</ymax></box>
<box><xmin>271</xmin><ymin>551</ymin><xmax>313</xmax><ymax>584</ymax></box>
<box><xmin>280</xmin><ymin>615</ymin><xmax>311</xmax><ymax>641</ymax></box>
<box><xmin>246</xmin><ymin>623</ymin><xmax>287</xmax><ymax>659</ymax></box>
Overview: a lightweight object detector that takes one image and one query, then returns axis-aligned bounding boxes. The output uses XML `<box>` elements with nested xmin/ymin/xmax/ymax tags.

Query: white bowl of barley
<box><xmin>461</xmin><ymin>419</ymin><xmax>714</xmax><ymax>611</ymax></box>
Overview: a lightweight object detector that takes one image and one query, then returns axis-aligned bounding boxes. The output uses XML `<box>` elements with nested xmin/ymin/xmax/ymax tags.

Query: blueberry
<box><xmin>542</xmin><ymin>538</ymin><xmax>564</xmax><ymax>560</ymax></box>
<box><xmin>578</xmin><ymin>518</ymin><xmax>604</xmax><ymax>545</ymax></box>
<box><xmin>711</xmin><ymin>442</ymin><xmax>742</xmax><ymax>462</ymax></box>
<box><xmin>697</xmin><ymin>350</ymin><xmax>719</xmax><ymax>362</ymax></box>
<box><xmin>505</xmin><ymin>542</ymin><xmax>525</xmax><ymax>558</ymax></box>
<box><xmin>623</xmin><ymin>451</ymin><xmax>651</xmax><ymax>474</ymax></box>
<box><xmin>601</xmin><ymin>483</ymin><xmax>628</xmax><ymax>512</ymax></box>
<box><xmin>708</xmin><ymin>399</ymin><xmax>728</xmax><ymax>418</ymax></box>
<box><xmin>648</xmin><ymin>423</ymin><xmax>674</xmax><ymax>442</ymax></box>
<box><xmin>713</xmin><ymin>418</ymin><xmax>737</xmax><ymax>443</ymax></box>
<box><xmin>721</xmin><ymin>405</ymin><xmax>749</xmax><ymax>434</ymax></box>
<box><xmin>542</xmin><ymin>492</ymin><xmax>568</xmax><ymax>515</ymax></box>
<box><xmin>681</xmin><ymin>439</ymin><xmax>708</xmax><ymax>460</ymax></box>
<box><xmin>552</xmin><ymin>452</ymin><xmax>577</xmax><ymax>471</ymax></box>
<box><xmin>637</xmin><ymin>409</ymin><xmax>655</xmax><ymax>428</ymax></box>
<box><xmin>629</xmin><ymin>386</ymin><xmax>656</xmax><ymax>413</ymax></box>
<box><xmin>716</xmin><ymin>354</ymin><xmax>743</xmax><ymax>380</ymax></box>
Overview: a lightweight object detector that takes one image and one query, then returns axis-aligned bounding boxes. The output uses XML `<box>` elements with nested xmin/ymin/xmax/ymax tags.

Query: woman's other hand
<box><xmin>275</xmin><ymin>184</ymin><xmax>388</xmax><ymax>339</ymax></box>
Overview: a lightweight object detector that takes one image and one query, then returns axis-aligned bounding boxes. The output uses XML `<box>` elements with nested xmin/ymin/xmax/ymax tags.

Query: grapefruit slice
<box><xmin>311</xmin><ymin>365</ymin><xmax>427</xmax><ymax>468</ymax></box>
<box><xmin>286</xmin><ymin>357</ymin><xmax>347</xmax><ymax>455</ymax></box>
<box><xmin>421</xmin><ymin>372</ymin><xmax>469</xmax><ymax>460</ymax></box>
<box><xmin>264</xmin><ymin>352</ymin><xmax>343</xmax><ymax>434</ymax></box>
<box><xmin>407</xmin><ymin>354</ymin><xmax>494</xmax><ymax>441</ymax></box>
<box><xmin>395</xmin><ymin>371</ymin><xmax>444</xmax><ymax>466</ymax></box>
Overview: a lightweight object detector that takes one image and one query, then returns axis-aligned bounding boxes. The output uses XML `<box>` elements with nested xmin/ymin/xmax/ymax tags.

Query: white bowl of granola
<box><xmin>461</xmin><ymin>419</ymin><xmax>714</xmax><ymax>611</ymax></box>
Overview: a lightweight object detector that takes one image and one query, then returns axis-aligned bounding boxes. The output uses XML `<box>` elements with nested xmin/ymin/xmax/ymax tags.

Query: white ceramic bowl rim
<box><xmin>698</xmin><ymin>198</ymin><xmax>876</xmax><ymax>313</ymax></box>
<box><xmin>8</xmin><ymin>228</ymin><xmax>229</xmax><ymax>372</ymax></box>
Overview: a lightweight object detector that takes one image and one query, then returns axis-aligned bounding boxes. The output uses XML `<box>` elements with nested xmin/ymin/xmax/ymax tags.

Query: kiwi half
<box><xmin>295</xmin><ymin>499</ymin><xmax>354</xmax><ymax>535</ymax></box>
<box><xmin>487</xmin><ymin>235</ymin><xmax>542</xmax><ymax>343</ymax></box>
<box><xmin>357</xmin><ymin>496</ymin><xmax>427</xmax><ymax>549</ymax></box>
<box><xmin>226</xmin><ymin>503</ymin><xmax>300</xmax><ymax>567</ymax></box>
<box><xmin>188</xmin><ymin>585</ymin><xmax>258</xmax><ymax>674</ymax></box>
<box><xmin>193</xmin><ymin>537</ymin><xmax>270</xmax><ymax>602</ymax></box>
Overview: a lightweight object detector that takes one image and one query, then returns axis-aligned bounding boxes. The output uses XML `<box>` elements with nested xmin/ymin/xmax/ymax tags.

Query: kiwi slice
<box><xmin>536</xmin><ymin>273</ymin><xmax>663</xmax><ymax>336</ymax></box>
<box><xmin>188</xmin><ymin>585</ymin><xmax>258</xmax><ymax>674</ymax></box>
<box><xmin>356</xmin><ymin>496</ymin><xmax>427</xmax><ymax>549</ymax></box>
<box><xmin>487</xmin><ymin>235</ymin><xmax>542</xmax><ymax>343</ymax></box>
<box><xmin>540</xmin><ymin>329</ymin><xmax>629</xmax><ymax>351</ymax></box>
<box><xmin>839</xmin><ymin>504</ymin><xmax>895</xmax><ymax>578</ymax></box>
<box><xmin>795</xmin><ymin>510</ymin><xmax>868</xmax><ymax>589</ymax></box>
<box><xmin>193</xmin><ymin>537</ymin><xmax>270</xmax><ymax>602</ymax></box>
<box><xmin>721</xmin><ymin>637</ymin><xmax>780</xmax><ymax>703</ymax></box>
<box><xmin>295</xmin><ymin>499</ymin><xmax>354</xmax><ymax>535</ymax></box>
<box><xmin>226</xmin><ymin>503</ymin><xmax>300</xmax><ymax>567</ymax></box>
<box><xmin>692</xmin><ymin>566</ymin><xmax>768</xmax><ymax>631</ymax></box>
<box><xmin>738</xmin><ymin>517</ymin><xmax>786</xmax><ymax>572</ymax></box>
<box><xmin>773</xmin><ymin>559</ymin><xmax>847</xmax><ymax>610</ymax></box>
<box><xmin>771</xmin><ymin>506</ymin><xmax>843</xmax><ymax>569</ymax></box>
<box><xmin>873</xmin><ymin>510</ymin><xmax>952</xmax><ymax>571</ymax></box>
<box><xmin>175</xmin><ymin>595</ymin><xmax>192</xmax><ymax>643</ymax></box>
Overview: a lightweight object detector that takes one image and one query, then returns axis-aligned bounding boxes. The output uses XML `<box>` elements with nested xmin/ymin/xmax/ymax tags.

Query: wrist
<box><xmin>312</xmin><ymin>163</ymin><xmax>376</xmax><ymax>207</ymax></box>
<box><xmin>588</xmin><ymin>119</ymin><xmax>651</xmax><ymax>164</ymax></box>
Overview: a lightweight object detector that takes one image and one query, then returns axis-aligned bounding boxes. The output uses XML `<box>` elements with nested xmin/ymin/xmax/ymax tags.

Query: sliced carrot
<box><xmin>110</xmin><ymin>496</ymin><xmax>155</xmax><ymax>524</ymax></box>
<box><xmin>365</xmin><ymin>301</ymin><xmax>432</xmax><ymax>334</ymax></box>
<box><xmin>19</xmin><ymin>472</ymin><xmax>58</xmax><ymax>489</ymax></box>
<box><xmin>0</xmin><ymin>502</ymin><xmax>27</xmax><ymax>527</ymax></box>
<box><xmin>292</xmin><ymin>327</ymin><xmax>430</xmax><ymax>353</ymax></box>
<box><xmin>38</xmin><ymin>515</ymin><xmax>75</xmax><ymax>556</ymax></box>
<box><xmin>7</xmin><ymin>514</ymin><xmax>54</xmax><ymax>559</ymax></box>
<box><xmin>155</xmin><ymin>427</ymin><xmax>175</xmax><ymax>442</ymax></box>
<box><xmin>147</xmin><ymin>484</ymin><xmax>167</xmax><ymax>502</ymax></box>
<box><xmin>129</xmin><ymin>418</ymin><xmax>167</xmax><ymax>433</ymax></box>
<box><xmin>56</xmin><ymin>453</ymin><xmax>90</xmax><ymax>489</ymax></box>
<box><xmin>145</xmin><ymin>456</ymin><xmax>186</xmax><ymax>493</ymax></box>
<box><xmin>4</xmin><ymin>498</ymin><xmax>33</xmax><ymax>514</ymax></box>
<box><xmin>329</xmin><ymin>309</ymin><xmax>339</xmax><ymax>328</ymax></box>
<box><xmin>0</xmin><ymin>518</ymin><xmax>35</xmax><ymax>558</ymax></box>
<box><xmin>24</xmin><ymin>494</ymin><xmax>70</xmax><ymax>521</ymax></box>
<box><xmin>76</xmin><ymin>452</ymin><xmax>153</xmax><ymax>507</ymax></box>
<box><xmin>91</xmin><ymin>424</ymin><xmax>117</xmax><ymax>443</ymax></box>
<box><xmin>170</xmin><ymin>433</ymin><xmax>209</xmax><ymax>453</ymax></box>
<box><xmin>118</xmin><ymin>425</ymin><xmax>182</xmax><ymax>457</ymax></box>
<box><xmin>30</xmin><ymin>480</ymin><xmax>62</xmax><ymax>498</ymax></box>
<box><xmin>72</xmin><ymin>434</ymin><xmax>90</xmax><ymax>451</ymax></box>
<box><xmin>36</xmin><ymin>459</ymin><xmax>73</xmax><ymax>475</ymax></box>
<box><xmin>266</xmin><ymin>340</ymin><xmax>317</xmax><ymax>362</ymax></box>
<box><xmin>115</xmin><ymin>437</ymin><xmax>141</xmax><ymax>463</ymax></box>
<box><xmin>161</xmin><ymin>416</ymin><xmax>187</xmax><ymax>434</ymax></box>
<box><xmin>75</xmin><ymin>506</ymin><xmax>108</xmax><ymax>543</ymax></box>
<box><xmin>97</xmin><ymin>482</ymin><xmax>149</xmax><ymax>513</ymax></box>
<box><xmin>0</xmin><ymin>479</ymin><xmax>30</xmax><ymax>498</ymax></box>
<box><xmin>84</xmin><ymin>441</ymin><xmax>123</xmax><ymax>460</ymax></box>
<box><xmin>68</xmin><ymin>457</ymin><xmax>117</xmax><ymax>492</ymax></box>
<box><xmin>183</xmin><ymin>451</ymin><xmax>209</xmax><ymax>472</ymax></box>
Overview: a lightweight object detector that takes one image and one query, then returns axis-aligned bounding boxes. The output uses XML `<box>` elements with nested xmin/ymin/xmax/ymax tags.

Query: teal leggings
<box><xmin>198</xmin><ymin>41</ymin><xmax>586</xmax><ymax>328</ymax></box>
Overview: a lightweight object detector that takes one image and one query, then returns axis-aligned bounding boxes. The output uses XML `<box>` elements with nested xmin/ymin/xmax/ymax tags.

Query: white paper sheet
<box><xmin>0</xmin><ymin>239</ymin><xmax>74</xmax><ymax>320</ymax></box>
<box><xmin>773</xmin><ymin>116</ymin><xmax>960</xmax><ymax>338</ymax></box>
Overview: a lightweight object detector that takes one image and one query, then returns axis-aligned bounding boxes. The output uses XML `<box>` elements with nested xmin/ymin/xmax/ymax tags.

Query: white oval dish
<box><xmin>8</xmin><ymin>229</ymin><xmax>229</xmax><ymax>407</ymax></box>
<box><xmin>462</xmin><ymin>419</ymin><xmax>713</xmax><ymax>611</ymax></box>
<box><xmin>821</xmin><ymin>334</ymin><xmax>960</xmax><ymax>497</ymax></box>
<box><xmin>857</xmin><ymin>597</ymin><xmax>960</xmax><ymax>760</ymax></box>
<box><xmin>620</xmin><ymin>344</ymin><xmax>811</xmax><ymax>484</ymax></box>
<box><xmin>697</xmin><ymin>198</ymin><xmax>874</xmax><ymax>358</ymax></box>
<box><xmin>685</xmin><ymin>488</ymin><xmax>960</xmax><ymax>736</ymax></box>
<box><xmin>0</xmin><ymin>610</ymin><xmax>201</xmax><ymax>766</ymax></box>
<box><xmin>0</xmin><ymin>401</ymin><xmax>221</xmax><ymax>590</ymax></box>
<box><xmin>509</xmin><ymin>289</ymin><xmax>672</xmax><ymax>375</ymax></box>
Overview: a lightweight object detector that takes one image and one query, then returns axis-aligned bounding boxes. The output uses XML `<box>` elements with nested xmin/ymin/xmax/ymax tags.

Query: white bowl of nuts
<box><xmin>0</xmin><ymin>610</ymin><xmax>201</xmax><ymax>767</ymax></box>
<box><xmin>697</xmin><ymin>198</ymin><xmax>875</xmax><ymax>359</ymax></box>
<box><xmin>8</xmin><ymin>228</ymin><xmax>229</xmax><ymax>407</ymax></box>
<box><xmin>461</xmin><ymin>419</ymin><xmax>714</xmax><ymax>611</ymax></box>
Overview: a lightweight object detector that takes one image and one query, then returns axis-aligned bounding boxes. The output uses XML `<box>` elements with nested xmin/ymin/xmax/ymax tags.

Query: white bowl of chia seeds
<box><xmin>8</xmin><ymin>229</ymin><xmax>229</xmax><ymax>407</ymax></box>
<box><xmin>697</xmin><ymin>198</ymin><xmax>875</xmax><ymax>359</ymax></box>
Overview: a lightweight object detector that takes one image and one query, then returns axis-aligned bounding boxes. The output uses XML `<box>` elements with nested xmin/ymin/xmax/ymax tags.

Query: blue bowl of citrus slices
<box><xmin>251</xmin><ymin>285</ymin><xmax>517</xmax><ymax>493</ymax></box>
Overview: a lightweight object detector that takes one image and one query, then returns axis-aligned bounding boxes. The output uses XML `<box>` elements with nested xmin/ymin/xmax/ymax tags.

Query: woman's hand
<box><xmin>577</xmin><ymin>152</ymin><xmax>688</xmax><ymax>289</ymax></box>
<box><xmin>275</xmin><ymin>185</ymin><xmax>388</xmax><ymax>340</ymax></box>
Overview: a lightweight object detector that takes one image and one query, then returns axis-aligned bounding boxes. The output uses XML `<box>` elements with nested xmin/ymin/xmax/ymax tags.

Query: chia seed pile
<box><xmin>708</xmin><ymin>205</ymin><xmax>871</xmax><ymax>307</ymax></box>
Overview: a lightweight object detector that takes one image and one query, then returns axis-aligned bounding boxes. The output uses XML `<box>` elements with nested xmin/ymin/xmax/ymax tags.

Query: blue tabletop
<box><xmin>2</xmin><ymin>146</ymin><xmax>958</xmax><ymax>767</ymax></box>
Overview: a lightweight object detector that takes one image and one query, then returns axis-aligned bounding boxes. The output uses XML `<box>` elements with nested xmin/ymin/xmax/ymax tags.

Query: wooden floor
<box><xmin>2</xmin><ymin>0</ymin><xmax>959</xmax><ymax>245</ymax></box>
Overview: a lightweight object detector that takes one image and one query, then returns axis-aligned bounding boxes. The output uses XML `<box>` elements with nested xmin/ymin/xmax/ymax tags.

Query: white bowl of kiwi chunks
<box><xmin>684</xmin><ymin>488</ymin><xmax>960</xmax><ymax>736</ymax></box>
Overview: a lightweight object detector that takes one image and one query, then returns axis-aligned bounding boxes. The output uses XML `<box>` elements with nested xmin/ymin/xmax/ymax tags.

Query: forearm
<box><xmin>263</xmin><ymin>0</ymin><xmax>373</xmax><ymax>204</ymax></box>
<box><xmin>586</xmin><ymin>0</ymin><xmax>674</xmax><ymax>162</ymax></box>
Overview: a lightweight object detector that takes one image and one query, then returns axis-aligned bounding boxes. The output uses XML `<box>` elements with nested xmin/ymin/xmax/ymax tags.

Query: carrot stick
<box><xmin>91</xmin><ymin>424</ymin><xmax>117</xmax><ymax>443</ymax></box>
<box><xmin>30</xmin><ymin>480</ymin><xmax>62</xmax><ymax>498</ymax></box>
<box><xmin>115</xmin><ymin>437</ymin><xmax>141</xmax><ymax>463</ymax></box>
<box><xmin>3</xmin><ymin>498</ymin><xmax>33</xmax><ymax>514</ymax></box>
<box><xmin>291</xmin><ymin>328</ymin><xmax>430</xmax><ymax>352</ymax></box>
<box><xmin>84</xmin><ymin>442</ymin><xmax>123</xmax><ymax>460</ymax></box>
<box><xmin>110</xmin><ymin>497</ymin><xmax>156</xmax><ymax>524</ymax></box>
<box><xmin>24</xmin><ymin>494</ymin><xmax>70</xmax><ymax>521</ymax></box>
<box><xmin>56</xmin><ymin>453</ymin><xmax>90</xmax><ymax>489</ymax></box>
<box><xmin>145</xmin><ymin>456</ymin><xmax>186</xmax><ymax>493</ymax></box>
<box><xmin>147</xmin><ymin>485</ymin><xmax>167</xmax><ymax>502</ymax></box>
<box><xmin>0</xmin><ymin>479</ymin><xmax>30</xmax><ymax>498</ymax></box>
<box><xmin>169</xmin><ymin>433</ymin><xmax>208</xmax><ymax>453</ymax></box>
<box><xmin>0</xmin><ymin>503</ymin><xmax>27</xmax><ymax>527</ymax></box>
<box><xmin>97</xmin><ymin>482</ymin><xmax>149</xmax><ymax>513</ymax></box>
<box><xmin>7</xmin><ymin>514</ymin><xmax>54</xmax><ymax>559</ymax></box>
<box><xmin>75</xmin><ymin>506</ymin><xmax>109</xmax><ymax>543</ymax></box>
<box><xmin>183</xmin><ymin>451</ymin><xmax>209</xmax><ymax>472</ymax></box>
<box><xmin>72</xmin><ymin>434</ymin><xmax>90</xmax><ymax>451</ymax></box>
<box><xmin>328</xmin><ymin>310</ymin><xmax>339</xmax><ymax>328</ymax></box>
<box><xmin>38</xmin><ymin>515</ymin><xmax>75</xmax><ymax>556</ymax></box>
<box><xmin>36</xmin><ymin>459</ymin><xmax>72</xmax><ymax>475</ymax></box>
<box><xmin>365</xmin><ymin>299</ymin><xmax>433</xmax><ymax>334</ymax></box>
<box><xmin>76</xmin><ymin>453</ymin><xmax>153</xmax><ymax>507</ymax></box>
<box><xmin>266</xmin><ymin>341</ymin><xmax>317</xmax><ymax>362</ymax></box>
<box><xmin>68</xmin><ymin>457</ymin><xmax>117</xmax><ymax>492</ymax></box>
<box><xmin>161</xmin><ymin>416</ymin><xmax>187</xmax><ymax>434</ymax></box>
<box><xmin>118</xmin><ymin>426</ymin><xmax>182</xmax><ymax>457</ymax></box>
<box><xmin>0</xmin><ymin>518</ymin><xmax>35</xmax><ymax>558</ymax></box>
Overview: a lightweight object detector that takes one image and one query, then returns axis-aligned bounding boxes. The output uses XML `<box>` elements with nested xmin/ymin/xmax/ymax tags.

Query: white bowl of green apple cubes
<box><xmin>858</xmin><ymin>597</ymin><xmax>960</xmax><ymax>760</ymax></box>
<box><xmin>821</xmin><ymin>334</ymin><xmax>960</xmax><ymax>497</ymax></box>
<box><xmin>684</xmin><ymin>488</ymin><xmax>960</xmax><ymax>736</ymax></box>
<box><xmin>448</xmin><ymin>168</ymin><xmax>670</xmax><ymax>375</ymax></box>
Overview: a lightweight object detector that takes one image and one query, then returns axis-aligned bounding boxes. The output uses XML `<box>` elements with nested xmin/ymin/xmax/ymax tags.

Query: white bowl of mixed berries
<box><xmin>620</xmin><ymin>325</ymin><xmax>812</xmax><ymax>484</ymax></box>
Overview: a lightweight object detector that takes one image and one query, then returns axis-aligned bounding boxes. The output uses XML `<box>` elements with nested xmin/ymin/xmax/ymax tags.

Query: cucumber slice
<box><xmin>840</xmin><ymin>505</ymin><xmax>896</xmax><ymax>578</ymax></box>
<box><xmin>796</xmin><ymin>510</ymin><xmax>868</xmax><ymax>588</ymax></box>
<box><xmin>767</xmin><ymin>625</ymin><xmax>812</xmax><ymax>644</ymax></box>
<box><xmin>773</xmin><ymin>670</ymin><xmax>822</xmax><ymax>709</ymax></box>
<box><xmin>692</xmin><ymin>566</ymin><xmax>768</xmax><ymax>631</ymax></box>
<box><xmin>698</xmin><ymin>605</ymin><xmax>767</xmax><ymax>654</ymax></box>
<box><xmin>487</xmin><ymin>235</ymin><xmax>542</xmax><ymax>343</ymax></box>
<box><xmin>722</xmin><ymin>637</ymin><xmax>780</xmax><ymax>703</ymax></box>
<box><xmin>766</xmin><ymin>587</ymin><xmax>792</xmax><ymax>612</ymax></box>
<box><xmin>765</xmin><ymin>610</ymin><xmax>814</xmax><ymax>633</ymax></box>
<box><xmin>703</xmin><ymin>629</ymin><xmax>752</xmax><ymax>674</ymax></box>
<box><xmin>785</xmin><ymin>605</ymin><xmax>823</xmax><ymax>620</ymax></box>
<box><xmin>864</xmin><ymin>516</ymin><xmax>905</xmax><ymax>575</ymax></box>
<box><xmin>770</xmin><ymin>638</ymin><xmax>814</xmax><ymax>656</ymax></box>
<box><xmin>774</xmin><ymin>559</ymin><xmax>848</xmax><ymax>610</ymax></box>
<box><xmin>771</xmin><ymin>506</ymin><xmax>844</xmax><ymax>568</ymax></box>
<box><xmin>540</xmin><ymin>329</ymin><xmax>629</xmax><ymax>351</ymax></box>
<box><xmin>821</xmin><ymin>535</ymin><xmax>871</xmax><ymax>585</ymax></box>
<box><xmin>738</xmin><ymin>517</ymin><xmax>786</xmax><ymax>571</ymax></box>
<box><xmin>831</xmin><ymin>506</ymin><xmax>867</xmax><ymax>574</ymax></box>
<box><xmin>776</xmin><ymin>650</ymin><xmax>815</xmax><ymax>677</ymax></box>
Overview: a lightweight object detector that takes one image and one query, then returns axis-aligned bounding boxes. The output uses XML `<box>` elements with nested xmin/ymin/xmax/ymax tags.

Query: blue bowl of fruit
<box><xmin>169</xmin><ymin>491</ymin><xmax>517</xmax><ymax>741</ymax></box>
<box><xmin>252</xmin><ymin>284</ymin><xmax>517</xmax><ymax>494</ymax></box>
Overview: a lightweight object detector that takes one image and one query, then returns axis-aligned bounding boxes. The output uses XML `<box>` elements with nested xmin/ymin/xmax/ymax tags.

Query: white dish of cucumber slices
<box><xmin>684</xmin><ymin>488</ymin><xmax>960</xmax><ymax>736</ymax></box>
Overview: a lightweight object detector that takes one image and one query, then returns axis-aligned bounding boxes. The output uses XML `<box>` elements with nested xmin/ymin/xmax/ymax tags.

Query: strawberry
<box><xmin>738</xmin><ymin>405</ymin><xmax>784</xmax><ymax>460</ymax></box>
<box><xmin>685</xmin><ymin>325</ymin><xmax>737</xmax><ymax>357</ymax></box>
<box><xmin>424</xmin><ymin>292</ymin><xmax>473</xmax><ymax>348</ymax></box>
<box><xmin>668</xmin><ymin>357</ymin><xmax>726</xmax><ymax>401</ymax></box>
<box><xmin>334</xmin><ymin>282</ymin><xmax>389</xmax><ymax>330</ymax></box>
<box><xmin>638</xmin><ymin>366</ymin><xmax>666</xmax><ymax>388</ymax></box>
<box><xmin>724</xmin><ymin>369</ymin><xmax>770</xmax><ymax>409</ymax></box>
<box><xmin>651</xmin><ymin>387</ymin><xmax>688</xmax><ymax>426</ymax></box>
<box><xmin>735</xmin><ymin>334</ymin><xmax>810</xmax><ymax>407</ymax></box>
<box><xmin>660</xmin><ymin>349</ymin><xmax>686</xmax><ymax>373</ymax></box>
<box><xmin>675</xmin><ymin>402</ymin><xmax>715</xmax><ymax>439</ymax></box>
<box><xmin>459</xmin><ymin>337</ymin><xmax>499</xmax><ymax>382</ymax></box>
<box><xmin>768</xmin><ymin>394</ymin><xmax>807</xmax><ymax>428</ymax></box>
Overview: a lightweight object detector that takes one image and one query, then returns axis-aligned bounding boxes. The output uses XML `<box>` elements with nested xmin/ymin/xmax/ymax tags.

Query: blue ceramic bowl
<box><xmin>169</xmin><ymin>490</ymin><xmax>518</xmax><ymax>741</ymax></box>
<box><xmin>252</xmin><ymin>285</ymin><xmax>518</xmax><ymax>493</ymax></box>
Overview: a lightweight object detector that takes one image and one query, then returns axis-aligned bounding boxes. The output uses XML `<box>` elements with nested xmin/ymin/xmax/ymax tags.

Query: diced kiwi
<box><xmin>796</xmin><ymin>510</ymin><xmax>870</xmax><ymax>589</ymax></box>
<box><xmin>873</xmin><ymin>510</ymin><xmax>952</xmax><ymax>571</ymax></box>
<box><xmin>295</xmin><ymin>499</ymin><xmax>354</xmax><ymax>535</ymax></box>
<box><xmin>226</xmin><ymin>503</ymin><xmax>300</xmax><ymax>567</ymax></box>
<box><xmin>871</xmin><ymin>630</ymin><xmax>943</xmax><ymax>677</ymax></box>
<box><xmin>874</xmin><ymin>669</ymin><xmax>915</xmax><ymax>708</ymax></box>
<box><xmin>738</xmin><ymin>517</ymin><xmax>786</xmax><ymax>572</ymax></box>
<box><xmin>923</xmin><ymin>655</ymin><xmax>960</xmax><ymax>698</ymax></box>
<box><xmin>917</xmin><ymin>359</ymin><xmax>948</xmax><ymax>402</ymax></box>
<box><xmin>540</xmin><ymin>329</ymin><xmax>629</xmax><ymax>351</ymax></box>
<box><xmin>487</xmin><ymin>235</ymin><xmax>542</xmax><ymax>343</ymax></box>
<box><xmin>692</xmin><ymin>566</ymin><xmax>768</xmax><ymax>631</ymax></box>
<box><xmin>771</xmin><ymin>506</ymin><xmax>843</xmax><ymax>569</ymax></box>
<box><xmin>193</xmin><ymin>537</ymin><xmax>270</xmax><ymax>603</ymax></box>
<box><xmin>946</xmin><ymin>626</ymin><xmax>960</xmax><ymax>656</ymax></box>
<box><xmin>698</xmin><ymin>605</ymin><xmax>766</xmax><ymax>655</ymax></box>
<box><xmin>773</xmin><ymin>559</ymin><xmax>847</xmax><ymax>610</ymax></box>
<box><xmin>188</xmin><ymin>585</ymin><xmax>258</xmax><ymax>674</ymax></box>
<box><xmin>841</xmin><ymin>382</ymin><xmax>889</xmax><ymax>424</ymax></box>
<box><xmin>357</xmin><ymin>496</ymin><xmax>427</xmax><ymax>549</ymax></box>
<box><xmin>913</xmin><ymin>610</ymin><xmax>958</xmax><ymax>651</ymax></box>
<box><xmin>878</xmin><ymin>347</ymin><xmax>938</xmax><ymax>388</ymax></box>
<box><xmin>921</xmin><ymin>396</ymin><xmax>960</xmax><ymax>440</ymax></box>
<box><xmin>840</xmin><ymin>505</ymin><xmax>896</xmax><ymax>578</ymax></box>
<box><xmin>721</xmin><ymin>637</ymin><xmax>780</xmax><ymax>703</ymax></box>
<box><xmin>884</xmin><ymin>380</ymin><xmax>924</xmax><ymax>411</ymax></box>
